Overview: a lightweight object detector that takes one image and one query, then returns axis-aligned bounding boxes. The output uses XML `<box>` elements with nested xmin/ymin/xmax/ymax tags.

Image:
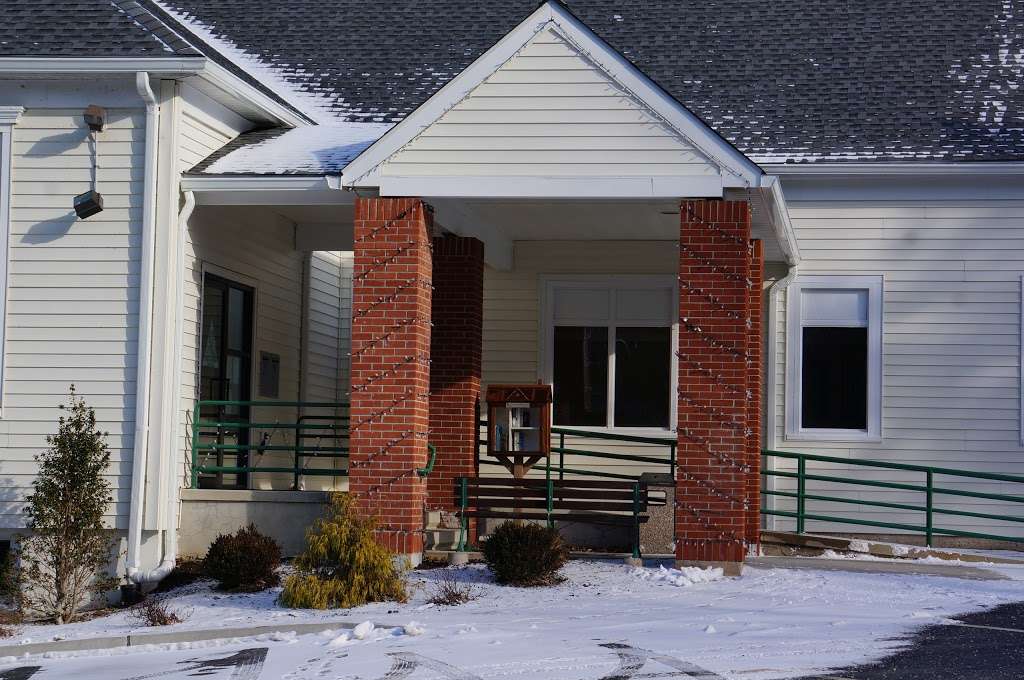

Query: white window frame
<box><xmin>0</xmin><ymin>107</ymin><xmax>23</xmax><ymax>416</ymax></box>
<box><xmin>785</xmin><ymin>274</ymin><xmax>883</xmax><ymax>442</ymax></box>
<box><xmin>540</xmin><ymin>275</ymin><xmax>678</xmax><ymax>434</ymax></box>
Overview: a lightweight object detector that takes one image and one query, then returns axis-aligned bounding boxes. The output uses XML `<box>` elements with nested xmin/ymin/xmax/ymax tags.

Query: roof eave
<box><xmin>0</xmin><ymin>56</ymin><xmax>310</xmax><ymax>127</ymax></box>
<box><xmin>762</xmin><ymin>161</ymin><xmax>1024</xmax><ymax>176</ymax></box>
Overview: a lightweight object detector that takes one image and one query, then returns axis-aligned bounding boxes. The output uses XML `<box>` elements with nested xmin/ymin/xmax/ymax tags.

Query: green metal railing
<box><xmin>190</xmin><ymin>400</ymin><xmax>348</xmax><ymax>488</ymax></box>
<box><xmin>476</xmin><ymin>422</ymin><xmax>676</xmax><ymax>481</ymax></box>
<box><xmin>762</xmin><ymin>449</ymin><xmax>1024</xmax><ymax>546</ymax></box>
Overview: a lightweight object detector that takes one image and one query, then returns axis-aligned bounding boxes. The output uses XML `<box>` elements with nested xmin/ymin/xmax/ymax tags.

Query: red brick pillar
<box><xmin>676</xmin><ymin>199</ymin><xmax>754</xmax><ymax>573</ymax></box>
<box><xmin>428</xmin><ymin>235</ymin><xmax>484</xmax><ymax>513</ymax></box>
<box><xmin>349</xmin><ymin>197</ymin><xmax>433</xmax><ymax>562</ymax></box>
<box><xmin>745</xmin><ymin>240</ymin><xmax>765</xmax><ymax>549</ymax></box>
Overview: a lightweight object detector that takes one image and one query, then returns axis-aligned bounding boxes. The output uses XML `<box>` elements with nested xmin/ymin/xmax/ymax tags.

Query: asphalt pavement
<box><xmin>808</xmin><ymin>602</ymin><xmax>1024</xmax><ymax>680</ymax></box>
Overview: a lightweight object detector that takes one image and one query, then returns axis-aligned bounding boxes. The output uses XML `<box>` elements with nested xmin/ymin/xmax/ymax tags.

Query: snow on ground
<box><xmin>3</xmin><ymin>559</ymin><xmax>1024</xmax><ymax>679</ymax></box>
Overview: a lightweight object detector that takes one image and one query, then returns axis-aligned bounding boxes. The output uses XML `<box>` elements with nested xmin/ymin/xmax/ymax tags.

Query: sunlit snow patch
<box><xmin>630</xmin><ymin>565</ymin><xmax>724</xmax><ymax>587</ymax></box>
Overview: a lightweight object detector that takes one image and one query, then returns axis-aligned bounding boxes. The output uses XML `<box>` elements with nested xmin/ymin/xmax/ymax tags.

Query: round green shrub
<box><xmin>482</xmin><ymin>522</ymin><xmax>568</xmax><ymax>586</ymax></box>
<box><xmin>204</xmin><ymin>524</ymin><xmax>281</xmax><ymax>592</ymax></box>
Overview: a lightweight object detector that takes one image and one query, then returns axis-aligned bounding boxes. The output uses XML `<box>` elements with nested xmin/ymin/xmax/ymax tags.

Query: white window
<box><xmin>542</xmin><ymin>277</ymin><xmax>677</xmax><ymax>431</ymax></box>
<box><xmin>0</xmin><ymin>107</ymin><xmax>22</xmax><ymax>414</ymax></box>
<box><xmin>785</xmin><ymin>275</ymin><xmax>882</xmax><ymax>441</ymax></box>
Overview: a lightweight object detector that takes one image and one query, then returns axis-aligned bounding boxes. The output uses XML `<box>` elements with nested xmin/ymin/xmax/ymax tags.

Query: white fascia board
<box><xmin>762</xmin><ymin>176</ymin><xmax>800</xmax><ymax>266</ymax></box>
<box><xmin>181</xmin><ymin>175</ymin><xmax>354</xmax><ymax>205</ymax></box>
<box><xmin>341</xmin><ymin>1</ymin><xmax>763</xmax><ymax>191</ymax></box>
<box><xmin>379</xmin><ymin>175</ymin><xmax>725</xmax><ymax>199</ymax></box>
<box><xmin>762</xmin><ymin>161</ymin><xmax>1024</xmax><ymax>176</ymax></box>
<box><xmin>0</xmin><ymin>57</ymin><xmax>307</xmax><ymax>128</ymax></box>
<box><xmin>0</xmin><ymin>56</ymin><xmax>205</xmax><ymax>74</ymax></box>
<box><xmin>181</xmin><ymin>175</ymin><xmax>333</xmax><ymax>191</ymax></box>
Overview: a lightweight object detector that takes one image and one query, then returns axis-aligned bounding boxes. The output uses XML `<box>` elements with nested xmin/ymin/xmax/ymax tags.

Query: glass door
<box><xmin>198</xmin><ymin>273</ymin><xmax>254</xmax><ymax>489</ymax></box>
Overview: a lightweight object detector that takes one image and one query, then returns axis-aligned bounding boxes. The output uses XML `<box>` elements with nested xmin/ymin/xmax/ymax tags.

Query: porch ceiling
<box><xmin>432</xmin><ymin>196</ymin><xmax>791</xmax><ymax>269</ymax></box>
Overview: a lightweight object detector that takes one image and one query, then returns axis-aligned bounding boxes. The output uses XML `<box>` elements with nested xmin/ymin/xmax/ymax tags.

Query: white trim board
<box><xmin>784</xmin><ymin>274</ymin><xmax>883</xmax><ymax>443</ymax></box>
<box><xmin>340</xmin><ymin>1</ymin><xmax>764</xmax><ymax>197</ymax></box>
<box><xmin>0</xmin><ymin>107</ymin><xmax>22</xmax><ymax>416</ymax></box>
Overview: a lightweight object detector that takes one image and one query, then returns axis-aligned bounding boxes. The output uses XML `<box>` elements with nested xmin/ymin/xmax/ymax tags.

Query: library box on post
<box><xmin>485</xmin><ymin>384</ymin><xmax>552</xmax><ymax>477</ymax></box>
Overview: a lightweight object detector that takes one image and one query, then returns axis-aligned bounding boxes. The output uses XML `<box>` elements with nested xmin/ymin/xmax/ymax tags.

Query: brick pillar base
<box><xmin>675</xmin><ymin>199</ymin><xmax>756</xmax><ymax>571</ymax></box>
<box><xmin>428</xmin><ymin>235</ymin><xmax>484</xmax><ymax>514</ymax></box>
<box><xmin>349</xmin><ymin>197</ymin><xmax>433</xmax><ymax>563</ymax></box>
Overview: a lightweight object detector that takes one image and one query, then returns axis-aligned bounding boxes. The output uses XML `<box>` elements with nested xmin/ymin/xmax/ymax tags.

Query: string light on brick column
<box><xmin>353</xmin><ymin>277</ymin><xmax>433</xmax><ymax>318</ymax></box>
<box><xmin>676</xmin><ymin>205</ymin><xmax>756</xmax><ymax>555</ymax></box>
<box><xmin>349</xmin><ymin>200</ymin><xmax>434</xmax><ymax>541</ymax></box>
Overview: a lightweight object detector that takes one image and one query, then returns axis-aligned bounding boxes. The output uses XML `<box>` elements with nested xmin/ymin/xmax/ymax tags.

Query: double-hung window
<box><xmin>543</xmin><ymin>277</ymin><xmax>676</xmax><ymax>431</ymax></box>
<box><xmin>785</xmin><ymin>275</ymin><xmax>882</xmax><ymax>441</ymax></box>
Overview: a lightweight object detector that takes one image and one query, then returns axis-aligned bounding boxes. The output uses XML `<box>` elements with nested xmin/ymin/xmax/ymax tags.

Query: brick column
<box><xmin>676</xmin><ymin>199</ymin><xmax>754</xmax><ymax>573</ymax></box>
<box><xmin>349</xmin><ymin>197</ymin><xmax>433</xmax><ymax>563</ymax></box>
<box><xmin>428</xmin><ymin>235</ymin><xmax>484</xmax><ymax>513</ymax></box>
<box><xmin>745</xmin><ymin>240</ymin><xmax>765</xmax><ymax>549</ymax></box>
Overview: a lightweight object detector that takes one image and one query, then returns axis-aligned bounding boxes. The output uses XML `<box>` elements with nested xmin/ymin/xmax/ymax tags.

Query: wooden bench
<box><xmin>454</xmin><ymin>477</ymin><xmax>650</xmax><ymax>557</ymax></box>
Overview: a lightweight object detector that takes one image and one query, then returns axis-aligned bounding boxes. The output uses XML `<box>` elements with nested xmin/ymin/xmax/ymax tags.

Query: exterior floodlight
<box><xmin>83</xmin><ymin>104</ymin><xmax>106</xmax><ymax>132</ymax></box>
<box><xmin>74</xmin><ymin>190</ymin><xmax>104</xmax><ymax>219</ymax></box>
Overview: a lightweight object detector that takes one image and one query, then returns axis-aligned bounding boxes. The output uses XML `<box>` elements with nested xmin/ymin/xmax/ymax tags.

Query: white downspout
<box><xmin>126</xmin><ymin>72</ymin><xmax>160</xmax><ymax>584</ymax></box>
<box><xmin>130</xmin><ymin>190</ymin><xmax>194</xmax><ymax>584</ymax></box>
<box><xmin>763</xmin><ymin>264</ymin><xmax>798</xmax><ymax>533</ymax></box>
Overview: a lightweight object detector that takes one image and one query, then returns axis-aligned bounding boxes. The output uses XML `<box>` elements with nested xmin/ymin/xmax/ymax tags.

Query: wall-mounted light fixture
<box><xmin>74</xmin><ymin>104</ymin><xmax>106</xmax><ymax>219</ymax></box>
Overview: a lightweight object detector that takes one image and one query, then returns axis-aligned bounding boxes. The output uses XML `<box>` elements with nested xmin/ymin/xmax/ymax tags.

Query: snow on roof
<box><xmin>191</xmin><ymin>123</ymin><xmax>393</xmax><ymax>175</ymax></box>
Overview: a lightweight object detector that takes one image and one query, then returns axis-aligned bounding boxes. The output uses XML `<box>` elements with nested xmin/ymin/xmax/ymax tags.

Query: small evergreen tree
<box><xmin>280</xmin><ymin>493</ymin><xmax>407</xmax><ymax>609</ymax></box>
<box><xmin>17</xmin><ymin>386</ymin><xmax>117</xmax><ymax>623</ymax></box>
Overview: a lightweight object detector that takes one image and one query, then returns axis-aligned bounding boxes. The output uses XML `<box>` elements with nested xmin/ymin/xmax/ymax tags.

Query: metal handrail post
<box><xmin>559</xmin><ymin>432</ymin><xmax>565</xmax><ymax>481</ymax></box>
<box><xmin>632</xmin><ymin>481</ymin><xmax>642</xmax><ymax>559</ymax></box>
<box><xmin>797</xmin><ymin>456</ymin><xmax>806</xmax><ymax>534</ymax></box>
<box><xmin>547</xmin><ymin>477</ymin><xmax>554</xmax><ymax>529</ymax></box>
<box><xmin>458</xmin><ymin>477</ymin><xmax>468</xmax><ymax>552</ymax></box>
<box><xmin>293</xmin><ymin>419</ymin><xmax>302</xmax><ymax>490</ymax></box>
<box><xmin>926</xmin><ymin>470</ymin><xmax>934</xmax><ymax>547</ymax></box>
<box><xmin>190</xmin><ymin>400</ymin><xmax>201</xmax><ymax>488</ymax></box>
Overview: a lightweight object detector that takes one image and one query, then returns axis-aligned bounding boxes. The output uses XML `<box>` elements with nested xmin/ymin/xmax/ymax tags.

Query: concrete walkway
<box><xmin>749</xmin><ymin>556</ymin><xmax>1010</xmax><ymax>580</ymax></box>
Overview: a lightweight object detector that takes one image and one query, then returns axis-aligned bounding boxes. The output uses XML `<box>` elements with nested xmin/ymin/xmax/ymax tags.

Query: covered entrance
<box><xmin>176</xmin><ymin>0</ymin><xmax>800</xmax><ymax>570</ymax></box>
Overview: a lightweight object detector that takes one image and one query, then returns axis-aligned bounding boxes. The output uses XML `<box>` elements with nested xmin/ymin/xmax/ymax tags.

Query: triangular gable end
<box><xmin>341</xmin><ymin>2</ymin><xmax>764</xmax><ymax>198</ymax></box>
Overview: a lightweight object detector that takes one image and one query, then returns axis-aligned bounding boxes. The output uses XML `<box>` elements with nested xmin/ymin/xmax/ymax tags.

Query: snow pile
<box><xmin>629</xmin><ymin>564</ymin><xmax>724</xmax><ymax>587</ymax></box>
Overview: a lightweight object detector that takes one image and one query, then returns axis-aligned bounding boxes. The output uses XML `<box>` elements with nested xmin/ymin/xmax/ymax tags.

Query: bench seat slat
<box><xmin>460</xmin><ymin>478</ymin><xmax>644</xmax><ymax>490</ymax></box>
<box><xmin>471</xmin><ymin>499</ymin><xmax>647</xmax><ymax>512</ymax></box>
<box><xmin>465</xmin><ymin>488</ymin><xmax>644</xmax><ymax>501</ymax></box>
<box><xmin>462</xmin><ymin>510</ymin><xmax>650</xmax><ymax>526</ymax></box>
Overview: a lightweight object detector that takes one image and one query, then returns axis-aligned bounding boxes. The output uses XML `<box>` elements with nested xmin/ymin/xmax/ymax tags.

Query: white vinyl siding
<box><xmin>181</xmin><ymin>206</ymin><xmax>305</xmax><ymax>491</ymax></box>
<box><xmin>769</xmin><ymin>199</ymin><xmax>1024</xmax><ymax>538</ymax></box>
<box><xmin>382</xmin><ymin>26</ymin><xmax>719</xmax><ymax>180</ymax></box>
<box><xmin>299</xmin><ymin>251</ymin><xmax>351</xmax><ymax>490</ymax></box>
<box><xmin>178</xmin><ymin>85</ymin><xmax>248</xmax><ymax>171</ymax></box>
<box><xmin>3</xmin><ymin>107</ymin><xmax>145</xmax><ymax>529</ymax></box>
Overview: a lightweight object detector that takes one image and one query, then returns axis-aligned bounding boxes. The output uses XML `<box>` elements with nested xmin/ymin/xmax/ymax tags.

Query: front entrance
<box><xmin>198</xmin><ymin>272</ymin><xmax>255</xmax><ymax>489</ymax></box>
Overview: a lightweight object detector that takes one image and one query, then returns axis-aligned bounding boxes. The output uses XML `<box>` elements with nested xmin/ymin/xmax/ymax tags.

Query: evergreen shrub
<box><xmin>280</xmin><ymin>494</ymin><xmax>407</xmax><ymax>609</ymax></box>
<box><xmin>482</xmin><ymin>522</ymin><xmax>568</xmax><ymax>587</ymax></box>
<box><xmin>204</xmin><ymin>524</ymin><xmax>281</xmax><ymax>592</ymax></box>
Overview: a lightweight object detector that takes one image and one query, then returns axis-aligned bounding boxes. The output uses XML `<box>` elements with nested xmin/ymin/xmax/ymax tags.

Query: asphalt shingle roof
<box><xmin>159</xmin><ymin>0</ymin><xmax>1024</xmax><ymax>163</ymax></box>
<box><xmin>0</xmin><ymin>0</ymin><xmax>199</xmax><ymax>57</ymax></box>
<box><xmin>4</xmin><ymin>1</ymin><xmax>1024</xmax><ymax>166</ymax></box>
